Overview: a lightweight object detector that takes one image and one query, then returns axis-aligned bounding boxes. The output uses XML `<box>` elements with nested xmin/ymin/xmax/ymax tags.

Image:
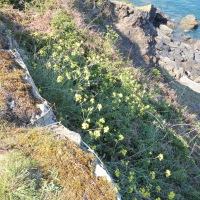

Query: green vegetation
<box><xmin>0</xmin><ymin>0</ymin><xmax>200</xmax><ymax>199</ymax></box>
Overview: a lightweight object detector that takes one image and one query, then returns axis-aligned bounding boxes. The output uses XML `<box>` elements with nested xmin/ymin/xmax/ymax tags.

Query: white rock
<box><xmin>180</xmin><ymin>75</ymin><xmax>200</xmax><ymax>93</ymax></box>
<box><xmin>94</xmin><ymin>164</ymin><xmax>112</xmax><ymax>182</ymax></box>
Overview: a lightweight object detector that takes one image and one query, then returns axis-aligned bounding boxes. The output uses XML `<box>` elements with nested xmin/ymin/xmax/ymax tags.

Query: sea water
<box><xmin>129</xmin><ymin>0</ymin><xmax>200</xmax><ymax>39</ymax></box>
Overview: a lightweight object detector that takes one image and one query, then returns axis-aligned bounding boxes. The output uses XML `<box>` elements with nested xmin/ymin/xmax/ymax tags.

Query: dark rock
<box><xmin>0</xmin><ymin>21</ymin><xmax>10</xmax><ymax>49</ymax></box>
<box><xmin>135</xmin><ymin>5</ymin><xmax>157</xmax><ymax>23</ymax></box>
<box><xmin>115</xmin><ymin>4</ymin><xmax>156</xmax><ymax>67</ymax></box>
<box><xmin>91</xmin><ymin>8</ymin><xmax>101</xmax><ymax>16</ymax></box>
<box><xmin>153</xmin><ymin>9</ymin><xmax>168</xmax><ymax>27</ymax></box>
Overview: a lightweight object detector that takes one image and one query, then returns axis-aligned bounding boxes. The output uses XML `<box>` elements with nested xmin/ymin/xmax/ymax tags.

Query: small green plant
<box><xmin>152</xmin><ymin>68</ymin><xmax>161</xmax><ymax>77</ymax></box>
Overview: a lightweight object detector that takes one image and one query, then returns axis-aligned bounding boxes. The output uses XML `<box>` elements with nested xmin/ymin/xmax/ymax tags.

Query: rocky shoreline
<box><xmin>112</xmin><ymin>3</ymin><xmax>200</xmax><ymax>93</ymax></box>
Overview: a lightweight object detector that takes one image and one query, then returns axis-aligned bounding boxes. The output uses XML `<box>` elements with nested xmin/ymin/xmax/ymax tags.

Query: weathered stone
<box><xmin>162</xmin><ymin>50</ymin><xmax>169</xmax><ymax>57</ymax></box>
<box><xmin>135</xmin><ymin>4</ymin><xmax>157</xmax><ymax>23</ymax></box>
<box><xmin>172</xmin><ymin>68</ymin><xmax>182</xmax><ymax>79</ymax></box>
<box><xmin>194</xmin><ymin>76</ymin><xmax>200</xmax><ymax>83</ymax></box>
<box><xmin>161</xmin><ymin>56</ymin><xmax>177</xmax><ymax>69</ymax></box>
<box><xmin>180</xmin><ymin>61</ymin><xmax>192</xmax><ymax>71</ymax></box>
<box><xmin>157</xmin><ymin>29</ymin><xmax>171</xmax><ymax>44</ymax></box>
<box><xmin>180</xmin><ymin>14</ymin><xmax>199</xmax><ymax>30</ymax></box>
<box><xmin>195</xmin><ymin>53</ymin><xmax>200</xmax><ymax>63</ymax></box>
<box><xmin>180</xmin><ymin>75</ymin><xmax>200</xmax><ymax>93</ymax></box>
<box><xmin>159</xmin><ymin>24</ymin><xmax>173</xmax><ymax>35</ymax></box>
<box><xmin>186</xmin><ymin>50</ymin><xmax>194</xmax><ymax>60</ymax></box>
<box><xmin>164</xmin><ymin>64</ymin><xmax>174</xmax><ymax>72</ymax></box>
<box><xmin>191</xmin><ymin>69</ymin><xmax>200</xmax><ymax>79</ymax></box>
<box><xmin>158</xmin><ymin>60</ymin><xmax>166</xmax><ymax>67</ymax></box>
<box><xmin>194</xmin><ymin>40</ymin><xmax>200</xmax><ymax>50</ymax></box>
<box><xmin>182</xmin><ymin>35</ymin><xmax>191</xmax><ymax>41</ymax></box>
<box><xmin>174</xmin><ymin>54</ymin><xmax>184</xmax><ymax>62</ymax></box>
<box><xmin>115</xmin><ymin>5</ymin><xmax>156</xmax><ymax>67</ymax></box>
<box><xmin>174</xmin><ymin>48</ymin><xmax>181</xmax><ymax>56</ymax></box>
<box><xmin>169</xmin><ymin>41</ymin><xmax>180</xmax><ymax>48</ymax></box>
<box><xmin>50</xmin><ymin>124</ymin><xmax>81</xmax><ymax>145</ymax></box>
<box><xmin>179</xmin><ymin>42</ymin><xmax>191</xmax><ymax>50</ymax></box>
<box><xmin>167</xmin><ymin>21</ymin><xmax>176</xmax><ymax>29</ymax></box>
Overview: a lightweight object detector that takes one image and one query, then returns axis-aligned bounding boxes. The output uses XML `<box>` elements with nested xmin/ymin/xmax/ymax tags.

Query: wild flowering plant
<box><xmin>26</xmin><ymin>7</ymin><xmax>200</xmax><ymax>200</ymax></box>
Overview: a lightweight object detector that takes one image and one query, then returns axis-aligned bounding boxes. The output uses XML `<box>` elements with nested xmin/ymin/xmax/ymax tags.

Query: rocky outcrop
<box><xmin>155</xmin><ymin>17</ymin><xmax>200</xmax><ymax>93</ymax></box>
<box><xmin>113</xmin><ymin>3</ymin><xmax>157</xmax><ymax>67</ymax></box>
<box><xmin>180</xmin><ymin>14</ymin><xmax>199</xmax><ymax>30</ymax></box>
<box><xmin>111</xmin><ymin>2</ymin><xmax>200</xmax><ymax>93</ymax></box>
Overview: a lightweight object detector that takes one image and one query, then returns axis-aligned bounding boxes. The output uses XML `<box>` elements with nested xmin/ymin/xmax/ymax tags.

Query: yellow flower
<box><xmin>120</xmin><ymin>149</ymin><xmax>127</xmax><ymax>156</ymax></box>
<box><xmin>150</xmin><ymin>171</ymin><xmax>156</xmax><ymax>179</ymax></box>
<box><xmin>165</xmin><ymin>169</ymin><xmax>171</xmax><ymax>177</ymax></box>
<box><xmin>94</xmin><ymin>130</ymin><xmax>101</xmax><ymax>138</ymax></box>
<box><xmin>75</xmin><ymin>94</ymin><xmax>82</xmax><ymax>102</ymax></box>
<box><xmin>168</xmin><ymin>191</ymin><xmax>175</xmax><ymax>199</ymax></box>
<box><xmin>118</xmin><ymin>134</ymin><xmax>124</xmax><ymax>141</ymax></box>
<box><xmin>112</xmin><ymin>92</ymin><xmax>116</xmax><ymax>97</ymax></box>
<box><xmin>97</xmin><ymin>103</ymin><xmax>102</xmax><ymax>111</ymax></box>
<box><xmin>157</xmin><ymin>153</ymin><xmax>164</xmax><ymax>161</ymax></box>
<box><xmin>156</xmin><ymin>186</ymin><xmax>161</xmax><ymax>192</ymax></box>
<box><xmin>82</xmin><ymin>122</ymin><xmax>89</xmax><ymax>130</ymax></box>
<box><xmin>118</xmin><ymin>93</ymin><xmax>123</xmax><ymax>98</ymax></box>
<box><xmin>46</xmin><ymin>62</ymin><xmax>51</xmax><ymax>68</ymax></box>
<box><xmin>90</xmin><ymin>98</ymin><xmax>95</xmax><ymax>104</ymax></box>
<box><xmin>57</xmin><ymin>76</ymin><xmax>63</xmax><ymax>83</ymax></box>
<box><xmin>99</xmin><ymin>118</ymin><xmax>105</xmax><ymax>123</ymax></box>
<box><xmin>104</xmin><ymin>126</ymin><xmax>109</xmax><ymax>133</ymax></box>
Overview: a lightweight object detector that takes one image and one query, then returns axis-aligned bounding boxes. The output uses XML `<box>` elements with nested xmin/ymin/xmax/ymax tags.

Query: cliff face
<box><xmin>111</xmin><ymin>3</ymin><xmax>200</xmax><ymax>94</ymax></box>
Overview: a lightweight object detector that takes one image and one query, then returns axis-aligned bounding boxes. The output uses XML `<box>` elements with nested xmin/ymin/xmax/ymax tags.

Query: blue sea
<box><xmin>129</xmin><ymin>0</ymin><xmax>200</xmax><ymax>39</ymax></box>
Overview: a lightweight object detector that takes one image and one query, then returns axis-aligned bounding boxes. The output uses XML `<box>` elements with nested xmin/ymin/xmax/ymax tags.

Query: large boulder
<box><xmin>179</xmin><ymin>14</ymin><xmax>198</xmax><ymax>30</ymax></box>
<box><xmin>135</xmin><ymin>4</ymin><xmax>157</xmax><ymax>23</ymax></box>
<box><xmin>113</xmin><ymin>3</ymin><xmax>157</xmax><ymax>67</ymax></box>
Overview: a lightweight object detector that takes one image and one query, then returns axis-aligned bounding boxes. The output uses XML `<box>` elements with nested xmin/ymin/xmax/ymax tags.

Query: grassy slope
<box><xmin>0</xmin><ymin>45</ymin><xmax>116</xmax><ymax>199</ymax></box>
<box><xmin>0</xmin><ymin>0</ymin><xmax>200</xmax><ymax>199</ymax></box>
